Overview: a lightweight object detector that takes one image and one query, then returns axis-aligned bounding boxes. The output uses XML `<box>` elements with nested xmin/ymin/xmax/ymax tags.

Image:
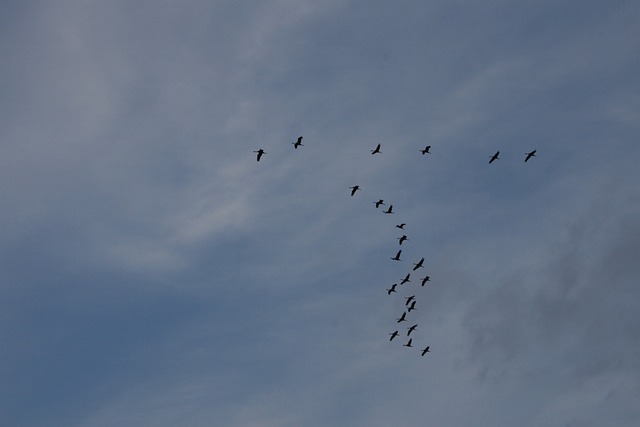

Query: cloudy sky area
<box><xmin>1</xmin><ymin>0</ymin><xmax>639</xmax><ymax>425</ymax></box>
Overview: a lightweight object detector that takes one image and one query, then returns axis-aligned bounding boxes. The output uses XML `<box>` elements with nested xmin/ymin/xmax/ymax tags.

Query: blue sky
<box><xmin>1</xmin><ymin>1</ymin><xmax>639</xmax><ymax>426</ymax></box>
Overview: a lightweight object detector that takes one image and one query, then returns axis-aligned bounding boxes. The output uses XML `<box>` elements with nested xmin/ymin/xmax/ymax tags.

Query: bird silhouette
<box><xmin>374</xmin><ymin>199</ymin><xmax>385</xmax><ymax>208</ymax></box>
<box><xmin>525</xmin><ymin>150</ymin><xmax>536</xmax><ymax>162</ymax></box>
<box><xmin>407</xmin><ymin>300</ymin><xmax>417</xmax><ymax>312</ymax></box>
<box><xmin>398</xmin><ymin>235</ymin><xmax>408</xmax><ymax>245</ymax></box>
<box><xmin>412</xmin><ymin>257</ymin><xmax>425</xmax><ymax>271</ymax></box>
<box><xmin>389</xmin><ymin>330</ymin><xmax>399</xmax><ymax>341</ymax></box>
<box><xmin>421</xmin><ymin>346</ymin><xmax>430</xmax><ymax>356</ymax></box>
<box><xmin>371</xmin><ymin>143</ymin><xmax>381</xmax><ymax>154</ymax></box>
<box><xmin>397</xmin><ymin>312</ymin><xmax>407</xmax><ymax>323</ymax></box>
<box><xmin>403</xmin><ymin>338</ymin><xmax>413</xmax><ymax>347</ymax></box>
<box><xmin>384</xmin><ymin>205</ymin><xmax>394</xmax><ymax>214</ymax></box>
<box><xmin>387</xmin><ymin>284</ymin><xmax>398</xmax><ymax>295</ymax></box>
<box><xmin>253</xmin><ymin>149</ymin><xmax>266</xmax><ymax>161</ymax></box>
<box><xmin>420</xmin><ymin>276</ymin><xmax>431</xmax><ymax>286</ymax></box>
<box><xmin>407</xmin><ymin>324</ymin><xmax>417</xmax><ymax>336</ymax></box>
<box><xmin>420</xmin><ymin>145</ymin><xmax>431</xmax><ymax>155</ymax></box>
<box><xmin>489</xmin><ymin>151</ymin><xmax>500</xmax><ymax>164</ymax></box>
<box><xmin>395</xmin><ymin>223</ymin><xmax>406</xmax><ymax>229</ymax></box>
<box><xmin>349</xmin><ymin>185</ymin><xmax>360</xmax><ymax>196</ymax></box>
<box><xmin>391</xmin><ymin>250</ymin><xmax>402</xmax><ymax>261</ymax></box>
<box><xmin>400</xmin><ymin>273</ymin><xmax>411</xmax><ymax>285</ymax></box>
<box><xmin>405</xmin><ymin>295</ymin><xmax>415</xmax><ymax>306</ymax></box>
<box><xmin>292</xmin><ymin>136</ymin><xmax>303</xmax><ymax>149</ymax></box>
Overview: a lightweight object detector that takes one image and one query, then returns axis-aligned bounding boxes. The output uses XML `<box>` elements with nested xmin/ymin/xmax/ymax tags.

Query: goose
<box><xmin>489</xmin><ymin>151</ymin><xmax>500</xmax><ymax>164</ymax></box>
<box><xmin>253</xmin><ymin>149</ymin><xmax>266</xmax><ymax>161</ymax></box>
<box><xmin>396</xmin><ymin>312</ymin><xmax>407</xmax><ymax>323</ymax></box>
<box><xmin>400</xmin><ymin>273</ymin><xmax>411</xmax><ymax>285</ymax></box>
<box><xmin>525</xmin><ymin>150</ymin><xmax>536</xmax><ymax>162</ymax></box>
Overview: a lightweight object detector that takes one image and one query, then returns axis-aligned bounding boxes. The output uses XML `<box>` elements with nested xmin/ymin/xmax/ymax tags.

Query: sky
<box><xmin>1</xmin><ymin>0</ymin><xmax>639</xmax><ymax>426</ymax></box>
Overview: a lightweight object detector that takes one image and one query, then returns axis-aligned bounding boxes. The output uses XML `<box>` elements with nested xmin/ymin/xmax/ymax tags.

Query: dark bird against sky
<box><xmin>384</xmin><ymin>205</ymin><xmax>394</xmax><ymax>214</ymax></box>
<box><xmin>421</xmin><ymin>346</ymin><xmax>430</xmax><ymax>356</ymax></box>
<box><xmin>389</xmin><ymin>331</ymin><xmax>399</xmax><ymax>341</ymax></box>
<box><xmin>413</xmin><ymin>257</ymin><xmax>425</xmax><ymax>270</ymax></box>
<box><xmin>420</xmin><ymin>276</ymin><xmax>431</xmax><ymax>286</ymax></box>
<box><xmin>404</xmin><ymin>338</ymin><xmax>413</xmax><ymax>347</ymax></box>
<box><xmin>395</xmin><ymin>223</ymin><xmax>406</xmax><ymax>229</ymax></box>
<box><xmin>400</xmin><ymin>273</ymin><xmax>411</xmax><ymax>285</ymax></box>
<box><xmin>407</xmin><ymin>324</ymin><xmax>417</xmax><ymax>336</ymax></box>
<box><xmin>525</xmin><ymin>150</ymin><xmax>537</xmax><ymax>162</ymax></box>
<box><xmin>292</xmin><ymin>136</ymin><xmax>303</xmax><ymax>149</ymax></box>
<box><xmin>253</xmin><ymin>149</ymin><xmax>265</xmax><ymax>162</ymax></box>
<box><xmin>397</xmin><ymin>312</ymin><xmax>407</xmax><ymax>323</ymax></box>
<box><xmin>371</xmin><ymin>143</ymin><xmax>381</xmax><ymax>154</ymax></box>
<box><xmin>387</xmin><ymin>284</ymin><xmax>397</xmax><ymax>295</ymax></box>
<box><xmin>398</xmin><ymin>235</ymin><xmax>408</xmax><ymax>245</ymax></box>
<box><xmin>374</xmin><ymin>199</ymin><xmax>385</xmax><ymax>208</ymax></box>
<box><xmin>489</xmin><ymin>151</ymin><xmax>500</xmax><ymax>164</ymax></box>
<box><xmin>391</xmin><ymin>250</ymin><xmax>402</xmax><ymax>261</ymax></box>
<box><xmin>349</xmin><ymin>185</ymin><xmax>360</xmax><ymax>196</ymax></box>
<box><xmin>420</xmin><ymin>145</ymin><xmax>431</xmax><ymax>155</ymax></box>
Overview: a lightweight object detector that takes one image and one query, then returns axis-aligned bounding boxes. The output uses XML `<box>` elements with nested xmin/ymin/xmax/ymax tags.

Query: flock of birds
<box><xmin>253</xmin><ymin>138</ymin><xmax>537</xmax><ymax>358</ymax></box>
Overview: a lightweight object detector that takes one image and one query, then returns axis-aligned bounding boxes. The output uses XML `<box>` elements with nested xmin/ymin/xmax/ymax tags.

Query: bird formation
<box><xmin>252</xmin><ymin>140</ymin><xmax>538</xmax><ymax>358</ymax></box>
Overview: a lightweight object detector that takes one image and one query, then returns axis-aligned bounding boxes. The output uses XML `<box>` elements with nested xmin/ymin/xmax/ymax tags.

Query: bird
<box><xmin>405</xmin><ymin>295</ymin><xmax>415</xmax><ymax>306</ymax></box>
<box><xmin>397</xmin><ymin>312</ymin><xmax>407</xmax><ymax>323</ymax></box>
<box><xmin>254</xmin><ymin>149</ymin><xmax>266</xmax><ymax>161</ymax></box>
<box><xmin>421</xmin><ymin>346</ymin><xmax>430</xmax><ymax>356</ymax></box>
<box><xmin>525</xmin><ymin>150</ymin><xmax>536</xmax><ymax>162</ymax></box>
<box><xmin>420</xmin><ymin>276</ymin><xmax>431</xmax><ymax>286</ymax></box>
<box><xmin>407</xmin><ymin>324</ymin><xmax>417</xmax><ymax>336</ymax></box>
<box><xmin>374</xmin><ymin>199</ymin><xmax>385</xmax><ymax>208</ymax></box>
<box><xmin>397</xmin><ymin>235</ymin><xmax>409</xmax><ymax>245</ymax></box>
<box><xmin>349</xmin><ymin>185</ymin><xmax>360</xmax><ymax>196</ymax></box>
<box><xmin>412</xmin><ymin>257</ymin><xmax>425</xmax><ymax>271</ymax></box>
<box><xmin>489</xmin><ymin>151</ymin><xmax>500</xmax><ymax>164</ymax></box>
<box><xmin>408</xmin><ymin>300</ymin><xmax>417</xmax><ymax>312</ymax></box>
<box><xmin>391</xmin><ymin>250</ymin><xmax>402</xmax><ymax>261</ymax></box>
<box><xmin>400</xmin><ymin>273</ymin><xmax>411</xmax><ymax>285</ymax></box>
<box><xmin>403</xmin><ymin>338</ymin><xmax>413</xmax><ymax>347</ymax></box>
<box><xmin>387</xmin><ymin>284</ymin><xmax>397</xmax><ymax>295</ymax></box>
<box><xmin>389</xmin><ymin>330</ymin><xmax>399</xmax><ymax>341</ymax></box>
<box><xmin>371</xmin><ymin>143</ymin><xmax>381</xmax><ymax>154</ymax></box>
<box><xmin>420</xmin><ymin>145</ymin><xmax>431</xmax><ymax>155</ymax></box>
<box><xmin>384</xmin><ymin>205</ymin><xmax>394</xmax><ymax>214</ymax></box>
<box><xmin>395</xmin><ymin>223</ymin><xmax>406</xmax><ymax>229</ymax></box>
<box><xmin>292</xmin><ymin>136</ymin><xmax>303</xmax><ymax>149</ymax></box>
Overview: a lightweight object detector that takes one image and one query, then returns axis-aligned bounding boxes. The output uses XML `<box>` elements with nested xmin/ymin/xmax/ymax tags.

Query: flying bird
<box><xmin>489</xmin><ymin>151</ymin><xmax>500</xmax><ymax>164</ymax></box>
<box><xmin>374</xmin><ymin>199</ymin><xmax>385</xmax><ymax>208</ymax></box>
<box><xmin>403</xmin><ymin>338</ymin><xmax>413</xmax><ymax>348</ymax></box>
<box><xmin>405</xmin><ymin>295</ymin><xmax>415</xmax><ymax>306</ymax></box>
<box><xmin>371</xmin><ymin>143</ymin><xmax>381</xmax><ymax>154</ymax></box>
<box><xmin>387</xmin><ymin>284</ymin><xmax>398</xmax><ymax>295</ymax></box>
<box><xmin>253</xmin><ymin>149</ymin><xmax>266</xmax><ymax>161</ymax></box>
<box><xmin>389</xmin><ymin>330</ymin><xmax>399</xmax><ymax>341</ymax></box>
<box><xmin>420</xmin><ymin>276</ymin><xmax>431</xmax><ymax>286</ymax></box>
<box><xmin>349</xmin><ymin>185</ymin><xmax>361</xmax><ymax>196</ymax></box>
<box><xmin>397</xmin><ymin>235</ymin><xmax>409</xmax><ymax>245</ymax></box>
<box><xmin>407</xmin><ymin>324</ymin><xmax>417</xmax><ymax>336</ymax></box>
<box><xmin>292</xmin><ymin>136</ymin><xmax>303</xmax><ymax>149</ymax></box>
<box><xmin>391</xmin><ymin>250</ymin><xmax>402</xmax><ymax>261</ymax></box>
<box><xmin>400</xmin><ymin>273</ymin><xmax>411</xmax><ymax>285</ymax></box>
<box><xmin>396</xmin><ymin>312</ymin><xmax>407</xmax><ymax>323</ymax></box>
<box><xmin>395</xmin><ymin>223</ymin><xmax>406</xmax><ymax>229</ymax></box>
<box><xmin>407</xmin><ymin>300</ymin><xmax>417</xmax><ymax>312</ymax></box>
<box><xmin>413</xmin><ymin>257</ymin><xmax>425</xmax><ymax>271</ymax></box>
<box><xmin>384</xmin><ymin>205</ymin><xmax>394</xmax><ymax>214</ymax></box>
<box><xmin>420</xmin><ymin>145</ymin><xmax>431</xmax><ymax>155</ymax></box>
<box><xmin>421</xmin><ymin>346</ymin><xmax>430</xmax><ymax>356</ymax></box>
<box><xmin>525</xmin><ymin>150</ymin><xmax>536</xmax><ymax>162</ymax></box>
